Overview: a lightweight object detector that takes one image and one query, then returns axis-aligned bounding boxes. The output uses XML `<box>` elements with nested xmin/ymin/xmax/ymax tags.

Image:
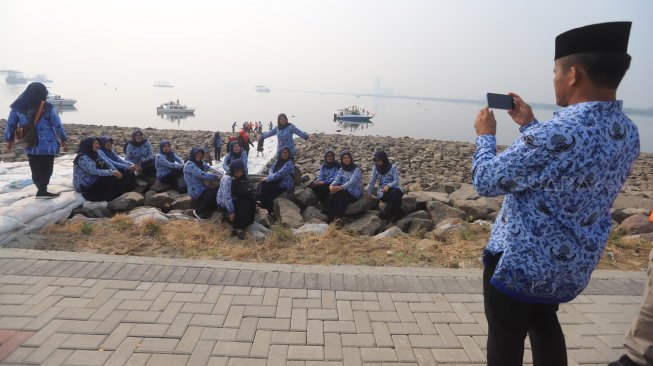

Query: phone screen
<box><xmin>487</xmin><ymin>93</ymin><xmax>515</xmax><ymax>110</ymax></box>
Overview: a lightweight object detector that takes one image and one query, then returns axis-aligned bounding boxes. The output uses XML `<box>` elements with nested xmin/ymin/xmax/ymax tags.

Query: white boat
<box><xmin>334</xmin><ymin>105</ymin><xmax>374</xmax><ymax>122</ymax></box>
<box><xmin>47</xmin><ymin>95</ymin><xmax>77</xmax><ymax>106</ymax></box>
<box><xmin>157</xmin><ymin>101</ymin><xmax>195</xmax><ymax>114</ymax></box>
<box><xmin>255</xmin><ymin>85</ymin><xmax>271</xmax><ymax>93</ymax></box>
<box><xmin>154</xmin><ymin>81</ymin><xmax>174</xmax><ymax>88</ymax></box>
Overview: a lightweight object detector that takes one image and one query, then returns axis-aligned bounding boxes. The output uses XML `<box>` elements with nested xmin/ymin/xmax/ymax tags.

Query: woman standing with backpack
<box><xmin>4</xmin><ymin>82</ymin><xmax>68</xmax><ymax>199</ymax></box>
<box><xmin>217</xmin><ymin>159</ymin><xmax>256</xmax><ymax>240</ymax></box>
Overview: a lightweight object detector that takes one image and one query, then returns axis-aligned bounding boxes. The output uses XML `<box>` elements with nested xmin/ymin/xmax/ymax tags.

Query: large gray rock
<box><xmin>452</xmin><ymin>197</ymin><xmax>501</xmax><ymax>220</ymax></box>
<box><xmin>171</xmin><ymin>195</ymin><xmax>192</xmax><ymax>210</ymax></box>
<box><xmin>126</xmin><ymin>207</ymin><xmax>169</xmax><ymax>224</ymax></box>
<box><xmin>372</xmin><ymin>227</ymin><xmax>407</xmax><ymax>240</ymax></box>
<box><xmin>255</xmin><ymin>209</ymin><xmax>271</xmax><ymax>228</ymax></box>
<box><xmin>301</xmin><ymin>206</ymin><xmax>327</xmax><ymax>222</ymax></box>
<box><xmin>344</xmin><ymin>212</ymin><xmax>382</xmax><ymax>236</ymax></box>
<box><xmin>74</xmin><ymin>201</ymin><xmax>112</xmax><ymax>218</ymax></box>
<box><xmin>144</xmin><ymin>191</ymin><xmax>175</xmax><ymax>209</ymax></box>
<box><xmin>108</xmin><ymin>192</ymin><xmax>145</xmax><ymax>211</ymax></box>
<box><xmin>449</xmin><ymin>184</ymin><xmax>480</xmax><ymax>201</ymax></box>
<box><xmin>395</xmin><ymin>210</ymin><xmax>431</xmax><ymax>232</ymax></box>
<box><xmin>401</xmin><ymin>195</ymin><xmax>417</xmax><ymax>214</ymax></box>
<box><xmin>344</xmin><ymin>196</ymin><xmax>380</xmax><ymax>216</ymax></box>
<box><xmin>619</xmin><ymin>213</ymin><xmax>653</xmax><ymax>235</ymax></box>
<box><xmin>293</xmin><ymin>188</ymin><xmax>318</xmax><ymax>209</ymax></box>
<box><xmin>246</xmin><ymin>222</ymin><xmax>272</xmax><ymax>241</ymax></box>
<box><xmin>408</xmin><ymin>219</ymin><xmax>434</xmax><ymax>235</ymax></box>
<box><xmin>612</xmin><ymin>193</ymin><xmax>653</xmax><ymax>211</ymax></box>
<box><xmin>611</xmin><ymin>208</ymin><xmax>651</xmax><ymax>223</ymax></box>
<box><xmin>431</xmin><ymin>217</ymin><xmax>467</xmax><ymax>240</ymax></box>
<box><xmin>426</xmin><ymin>200</ymin><xmax>466</xmax><ymax>225</ymax></box>
<box><xmin>273</xmin><ymin>198</ymin><xmax>303</xmax><ymax>228</ymax></box>
<box><xmin>407</xmin><ymin>191</ymin><xmax>451</xmax><ymax>209</ymax></box>
<box><xmin>150</xmin><ymin>180</ymin><xmax>171</xmax><ymax>193</ymax></box>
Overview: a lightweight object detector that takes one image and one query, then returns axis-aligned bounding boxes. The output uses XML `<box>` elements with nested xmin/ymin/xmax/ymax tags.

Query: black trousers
<box><xmin>140</xmin><ymin>159</ymin><xmax>156</xmax><ymax>177</ymax></box>
<box><xmin>484</xmin><ymin>252</ymin><xmax>567</xmax><ymax>366</ymax></box>
<box><xmin>27</xmin><ymin>154</ymin><xmax>55</xmax><ymax>194</ymax></box>
<box><xmin>117</xmin><ymin>167</ymin><xmax>137</xmax><ymax>192</ymax></box>
<box><xmin>310</xmin><ymin>183</ymin><xmax>330</xmax><ymax>207</ymax></box>
<box><xmin>158</xmin><ymin>170</ymin><xmax>187</xmax><ymax>193</ymax></box>
<box><xmin>380</xmin><ymin>187</ymin><xmax>404</xmax><ymax>219</ymax></box>
<box><xmin>191</xmin><ymin>187</ymin><xmax>219</xmax><ymax>216</ymax></box>
<box><xmin>233</xmin><ymin>198</ymin><xmax>256</xmax><ymax>229</ymax></box>
<box><xmin>256</xmin><ymin>180</ymin><xmax>286</xmax><ymax>212</ymax></box>
<box><xmin>82</xmin><ymin>176</ymin><xmax>125</xmax><ymax>202</ymax></box>
<box><xmin>214</xmin><ymin>145</ymin><xmax>221</xmax><ymax>161</ymax></box>
<box><xmin>326</xmin><ymin>190</ymin><xmax>356</xmax><ymax>223</ymax></box>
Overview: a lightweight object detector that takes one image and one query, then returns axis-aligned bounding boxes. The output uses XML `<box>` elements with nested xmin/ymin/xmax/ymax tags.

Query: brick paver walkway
<box><xmin>0</xmin><ymin>248</ymin><xmax>646</xmax><ymax>365</ymax></box>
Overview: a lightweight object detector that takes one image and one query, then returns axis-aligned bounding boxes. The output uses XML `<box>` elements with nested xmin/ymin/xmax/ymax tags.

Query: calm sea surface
<box><xmin>1</xmin><ymin>81</ymin><xmax>652</xmax><ymax>152</ymax></box>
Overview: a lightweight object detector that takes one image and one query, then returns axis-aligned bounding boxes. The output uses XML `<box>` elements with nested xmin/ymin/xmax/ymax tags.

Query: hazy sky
<box><xmin>1</xmin><ymin>0</ymin><xmax>652</xmax><ymax>107</ymax></box>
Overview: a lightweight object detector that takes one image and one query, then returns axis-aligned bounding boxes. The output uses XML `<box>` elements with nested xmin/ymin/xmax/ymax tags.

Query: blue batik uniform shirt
<box><xmin>472</xmin><ymin>101</ymin><xmax>639</xmax><ymax>304</ymax></box>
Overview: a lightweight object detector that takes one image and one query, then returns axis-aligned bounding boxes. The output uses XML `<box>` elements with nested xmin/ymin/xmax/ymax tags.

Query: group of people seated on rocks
<box><xmin>70</xmin><ymin>112</ymin><xmax>407</xmax><ymax>239</ymax></box>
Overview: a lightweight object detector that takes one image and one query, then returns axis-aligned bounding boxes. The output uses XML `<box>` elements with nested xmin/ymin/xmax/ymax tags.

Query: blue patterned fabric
<box><xmin>260</xmin><ymin>123</ymin><xmax>309</xmax><ymax>155</ymax></box>
<box><xmin>223</xmin><ymin>150</ymin><xmax>248</xmax><ymax>175</ymax></box>
<box><xmin>317</xmin><ymin>164</ymin><xmax>340</xmax><ymax>185</ymax></box>
<box><xmin>155</xmin><ymin>153</ymin><xmax>184</xmax><ymax>179</ymax></box>
<box><xmin>216</xmin><ymin>175</ymin><xmax>235</xmax><ymax>213</ymax></box>
<box><xmin>472</xmin><ymin>101</ymin><xmax>640</xmax><ymax>304</ymax></box>
<box><xmin>125</xmin><ymin>141</ymin><xmax>154</xmax><ymax>165</ymax></box>
<box><xmin>183</xmin><ymin>160</ymin><xmax>219</xmax><ymax>199</ymax></box>
<box><xmin>100</xmin><ymin>147</ymin><xmax>133</xmax><ymax>172</ymax></box>
<box><xmin>4</xmin><ymin>107</ymin><xmax>68</xmax><ymax>155</ymax></box>
<box><xmin>331</xmin><ymin>166</ymin><xmax>363</xmax><ymax>199</ymax></box>
<box><xmin>366</xmin><ymin>164</ymin><xmax>402</xmax><ymax>198</ymax></box>
<box><xmin>267</xmin><ymin>155</ymin><xmax>295</xmax><ymax>193</ymax></box>
<box><xmin>73</xmin><ymin>152</ymin><xmax>117</xmax><ymax>192</ymax></box>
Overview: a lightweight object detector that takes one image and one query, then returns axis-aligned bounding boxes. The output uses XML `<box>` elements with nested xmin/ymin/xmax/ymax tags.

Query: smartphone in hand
<box><xmin>487</xmin><ymin>93</ymin><xmax>515</xmax><ymax>110</ymax></box>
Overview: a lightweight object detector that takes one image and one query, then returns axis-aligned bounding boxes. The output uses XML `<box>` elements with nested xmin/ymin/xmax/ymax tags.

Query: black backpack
<box><xmin>232</xmin><ymin>178</ymin><xmax>255</xmax><ymax>200</ymax></box>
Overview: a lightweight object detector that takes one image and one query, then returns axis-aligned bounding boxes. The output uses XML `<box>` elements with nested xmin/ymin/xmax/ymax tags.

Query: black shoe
<box><xmin>232</xmin><ymin>229</ymin><xmax>246</xmax><ymax>240</ymax></box>
<box><xmin>608</xmin><ymin>355</ymin><xmax>640</xmax><ymax>366</ymax></box>
<box><xmin>35</xmin><ymin>191</ymin><xmax>60</xmax><ymax>200</ymax></box>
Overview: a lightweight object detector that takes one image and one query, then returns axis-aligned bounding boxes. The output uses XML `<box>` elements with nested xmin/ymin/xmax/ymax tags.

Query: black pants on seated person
<box><xmin>117</xmin><ymin>168</ymin><xmax>137</xmax><ymax>192</ymax></box>
<box><xmin>380</xmin><ymin>187</ymin><xmax>404</xmax><ymax>219</ymax></box>
<box><xmin>325</xmin><ymin>190</ymin><xmax>357</xmax><ymax>223</ymax></box>
<box><xmin>232</xmin><ymin>198</ymin><xmax>256</xmax><ymax>230</ymax></box>
<box><xmin>483</xmin><ymin>252</ymin><xmax>567</xmax><ymax>366</ymax></box>
<box><xmin>256</xmin><ymin>180</ymin><xmax>287</xmax><ymax>212</ymax></box>
<box><xmin>158</xmin><ymin>170</ymin><xmax>187</xmax><ymax>193</ymax></box>
<box><xmin>82</xmin><ymin>176</ymin><xmax>125</xmax><ymax>202</ymax></box>
<box><xmin>309</xmin><ymin>183</ymin><xmax>330</xmax><ymax>207</ymax></box>
<box><xmin>191</xmin><ymin>187</ymin><xmax>219</xmax><ymax>217</ymax></box>
<box><xmin>140</xmin><ymin>159</ymin><xmax>156</xmax><ymax>177</ymax></box>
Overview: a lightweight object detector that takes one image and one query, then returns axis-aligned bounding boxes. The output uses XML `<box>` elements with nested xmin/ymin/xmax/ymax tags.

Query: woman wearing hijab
<box><xmin>155</xmin><ymin>140</ymin><xmax>186</xmax><ymax>193</ymax></box>
<box><xmin>366</xmin><ymin>151</ymin><xmax>404</xmax><ymax>221</ymax></box>
<box><xmin>73</xmin><ymin>137</ymin><xmax>125</xmax><ymax>202</ymax></box>
<box><xmin>98</xmin><ymin>136</ymin><xmax>137</xmax><ymax>192</ymax></box>
<box><xmin>217</xmin><ymin>159</ymin><xmax>256</xmax><ymax>240</ymax></box>
<box><xmin>184</xmin><ymin>147</ymin><xmax>220</xmax><ymax>220</ymax></box>
<box><xmin>213</xmin><ymin>131</ymin><xmax>222</xmax><ymax>162</ymax></box>
<box><xmin>259</xmin><ymin>113</ymin><xmax>309</xmax><ymax>156</ymax></box>
<box><xmin>308</xmin><ymin>149</ymin><xmax>340</xmax><ymax>206</ymax></box>
<box><xmin>326</xmin><ymin>151</ymin><xmax>363</xmax><ymax>223</ymax></box>
<box><xmin>223</xmin><ymin>141</ymin><xmax>248</xmax><ymax>176</ymax></box>
<box><xmin>4</xmin><ymin>82</ymin><xmax>68</xmax><ymax>199</ymax></box>
<box><xmin>124</xmin><ymin>130</ymin><xmax>155</xmax><ymax>177</ymax></box>
<box><xmin>256</xmin><ymin>146</ymin><xmax>295</xmax><ymax>212</ymax></box>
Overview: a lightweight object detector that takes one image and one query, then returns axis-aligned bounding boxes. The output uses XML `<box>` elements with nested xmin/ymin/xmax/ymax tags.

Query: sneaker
<box><xmin>193</xmin><ymin>210</ymin><xmax>209</xmax><ymax>220</ymax></box>
<box><xmin>608</xmin><ymin>355</ymin><xmax>640</xmax><ymax>366</ymax></box>
<box><xmin>35</xmin><ymin>192</ymin><xmax>60</xmax><ymax>199</ymax></box>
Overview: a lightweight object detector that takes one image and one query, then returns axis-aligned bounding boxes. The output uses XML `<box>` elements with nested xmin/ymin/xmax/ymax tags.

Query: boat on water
<box><xmin>28</xmin><ymin>74</ymin><xmax>52</xmax><ymax>83</ymax></box>
<box><xmin>47</xmin><ymin>95</ymin><xmax>77</xmax><ymax>106</ymax></box>
<box><xmin>334</xmin><ymin>105</ymin><xmax>374</xmax><ymax>122</ymax></box>
<box><xmin>157</xmin><ymin>100</ymin><xmax>195</xmax><ymax>113</ymax></box>
<box><xmin>255</xmin><ymin>85</ymin><xmax>271</xmax><ymax>93</ymax></box>
<box><xmin>154</xmin><ymin>81</ymin><xmax>174</xmax><ymax>88</ymax></box>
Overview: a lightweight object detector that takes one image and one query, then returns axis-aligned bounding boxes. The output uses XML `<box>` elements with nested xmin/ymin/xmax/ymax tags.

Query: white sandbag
<box><xmin>127</xmin><ymin>207</ymin><xmax>170</xmax><ymax>224</ymax></box>
<box><xmin>293</xmin><ymin>223</ymin><xmax>329</xmax><ymax>236</ymax></box>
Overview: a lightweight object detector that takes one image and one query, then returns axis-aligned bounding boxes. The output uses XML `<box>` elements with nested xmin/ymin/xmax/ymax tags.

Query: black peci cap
<box><xmin>555</xmin><ymin>21</ymin><xmax>632</xmax><ymax>60</ymax></box>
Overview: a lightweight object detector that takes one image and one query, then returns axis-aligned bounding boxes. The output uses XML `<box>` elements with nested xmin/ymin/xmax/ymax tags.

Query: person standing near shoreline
<box><xmin>259</xmin><ymin>113</ymin><xmax>309</xmax><ymax>156</ymax></box>
<box><xmin>472</xmin><ymin>22</ymin><xmax>639</xmax><ymax>365</ymax></box>
<box><xmin>4</xmin><ymin>82</ymin><xmax>68</xmax><ymax>199</ymax></box>
<box><xmin>213</xmin><ymin>131</ymin><xmax>223</xmax><ymax>162</ymax></box>
<box><xmin>231</xmin><ymin>122</ymin><xmax>236</xmax><ymax>133</ymax></box>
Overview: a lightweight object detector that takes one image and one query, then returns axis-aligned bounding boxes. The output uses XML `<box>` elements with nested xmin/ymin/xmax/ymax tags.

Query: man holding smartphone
<box><xmin>472</xmin><ymin>22</ymin><xmax>640</xmax><ymax>365</ymax></box>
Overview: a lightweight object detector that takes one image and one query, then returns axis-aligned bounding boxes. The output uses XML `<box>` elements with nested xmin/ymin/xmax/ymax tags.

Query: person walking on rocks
<box><xmin>308</xmin><ymin>149</ymin><xmax>340</xmax><ymax>208</ymax></box>
<box><xmin>366</xmin><ymin>151</ymin><xmax>404</xmax><ymax>222</ymax></box>
<box><xmin>472</xmin><ymin>22</ymin><xmax>639</xmax><ymax>365</ymax></box>
<box><xmin>213</xmin><ymin>131</ymin><xmax>223</xmax><ymax>162</ymax></box>
<box><xmin>99</xmin><ymin>136</ymin><xmax>137</xmax><ymax>192</ymax></box>
<box><xmin>326</xmin><ymin>151</ymin><xmax>362</xmax><ymax>223</ymax></box>
<box><xmin>255</xmin><ymin>146</ymin><xmax>295</xmax><ymax>213</ymax></box>
<box><xmin>4</xmin><ymin>82</ymin><xmax>68</xmax><ymax>199</ymax></box>
<box><xmin>124</xmin><ymin>130</ymin><xmax>155</xmax><ymax>177</ymax></box>
<box><xmin>223</xmin><ymin>141</ymin><xmax>248</xmax><ymax>176</ymax></box>
<box><xmin>73</xmin><ymin>137</ymin><xmax>125</xmax><ymax>202</ymax></box>
<box><xmin>217</xmin><ymin>159</ymin><xmax>256</xmax><ymax>240</ymax></box>
<box><xmin>259</xmin><ymin>113</ymin><xmax>309</xmax><ymax>156</ymax></box>
<box><xmin>155</xmin><ymin>140</ymin><xmax>187</xmax><ymax>193</ymax></box>
<box><xmin>231</xmin><ymin>122</ymin><xmax>237</xmax><ymax>133</ymax></box>
<box><xmin>255</xmin><ymin>133</ymin><xmax>264</xmax><ymax>157</ymax></box>
<box><xmin>184</xmin><ymin>147</ymin><xmax>221</xmax><ymax>220</ymax></box>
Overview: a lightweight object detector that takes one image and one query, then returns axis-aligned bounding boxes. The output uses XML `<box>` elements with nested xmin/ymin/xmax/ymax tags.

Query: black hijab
<box><xmin>373</xmin><ymin>150</ymin><xmax>392</xmax><ymax>175</ymax></box>
<box><xmin>99</xmin><ymin>136</ymin><xmax>114</xmax><ymax>155</ymax></box>
<box><xmin>340</xmin><ymin>151</ymin><xmax>357</xmax><ymax>172</ymax></box>
<box><xmin>159</xmin><ymin>139</ymin><xmax>176</xmax><ymax>162</ymax></box>
<box><xmin>277</xmin><ymin>113</ymin><xmax>291</xmax><ymax>130</ymax></box>
<box><xmin>229</xmin><ymin>159</ymin><xmax>245</xmax><ymax>177</ymax></box>
<box><xmin>189</xmin><ymin>147</ymin><xmax>205</xmax><ymax>168</ymax></box>
<box><xmin>272</xmin><ymin>146</ymin><xmax>292</xmax><ymax>173</ymax></box>
<box><xmin>230</xmin><ymin>142</ymin><xmax>243</xmax><ymax>159</ymax></box>
<box><xmin>10</xmin><ymin>82</ymin><xmax>52</xmax><ymax>117</ymax></box>
<box><xmin>323</xmin><ymin>149</ymin><xmax>340</xmax><ymax>169</ymax></box>
<box><xmin>74</xmin><ymin>137</ymin><xmax>99</xmax><ymax>166</ymax></box>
